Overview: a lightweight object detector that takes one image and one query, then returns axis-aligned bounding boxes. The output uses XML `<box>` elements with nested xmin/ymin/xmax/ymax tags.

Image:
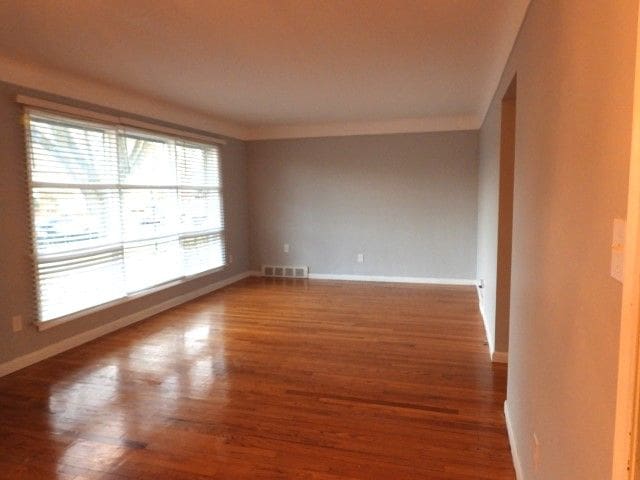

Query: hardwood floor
<box><xmin>0</xmin><ymin>278</ymin><xmax>515</xmax><ymax>479</ymax></box>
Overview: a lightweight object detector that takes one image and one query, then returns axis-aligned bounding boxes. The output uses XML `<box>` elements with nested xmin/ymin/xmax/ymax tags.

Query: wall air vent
<box><xmin>262</xmin><ymin>265</ymin><xmax>309</xmax><ymax>278</ymax></box>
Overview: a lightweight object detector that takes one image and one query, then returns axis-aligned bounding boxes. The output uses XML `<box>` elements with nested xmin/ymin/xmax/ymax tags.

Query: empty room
<box><xmin>1</xmin><ymin>1</ymin><xmax>640</xmax><ymax>479</ymax></box>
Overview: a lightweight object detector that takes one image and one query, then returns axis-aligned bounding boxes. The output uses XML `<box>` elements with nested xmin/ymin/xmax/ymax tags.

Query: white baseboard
<box><xmin>0</xmin><ymin>271</ymin><xmax>252</xmax><ymax>378</ymax></box>
<box><xmin>475</xmin><ymin>285</ymin><xmax>508</xmax><ymax>364</ymax></box>
<box><xmin>476</xmin><ymin>284</ymin><xmax>494</xmax><ymax>359</ymax></box>
<box><xmin>504</xmin><ymin>401</ymin><xmax>525</xmax><ymax>480</ymax></box>
<box><xmin>476</xmin><ymin>284</ymin><xmax>486</xmax><ymax>317</ymax></box>
<box><xmin>249</xmin><ymin>270</ymin><xmax>477</xmax><ymax>286</ymax></box>
<box><xmin>306</xmin><ymin>273</ymin><xmax>478</xmax><ymax>286</ymax></box>
<box><xmin>492</xmin><ymin>351</ymin><xmax>509</xmax><ymax>363</ymax></box>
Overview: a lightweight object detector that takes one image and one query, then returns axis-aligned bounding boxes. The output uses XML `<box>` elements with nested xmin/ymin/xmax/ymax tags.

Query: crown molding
<box><xmin>478</xmin><ymin>0</ymin><xmax>532</xmax><ymax>127</ymax></box>
<box><xmin>0</xmin><ymin>54</ymin><xmax>249</xmax><ymax>140</ymax></box>
<box><xmin>245</xmin><ymin>115</ymin><xmax>481</xmax><ymax>140</ymax></box>
<box><xmin>1</xmin><ymin>54</ymin><xmax>482</xmax><ymax>142</ymax></box>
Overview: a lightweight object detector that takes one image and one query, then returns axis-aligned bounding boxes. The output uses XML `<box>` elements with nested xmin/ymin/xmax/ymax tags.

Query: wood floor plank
<box><xmin>0</xmin><ymin>278</ymin><xmax>514</xmax><ymax>479</ymax></box>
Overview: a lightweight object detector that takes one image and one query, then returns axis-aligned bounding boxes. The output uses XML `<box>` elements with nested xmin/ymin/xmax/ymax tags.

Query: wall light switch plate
<box><xmin>357</xmin><ymin>253</ymin><xmax>364</xmax><ymax>263</ymax></box>
<box><xmin>283</xmin><ymin>243</ymin><xmax>290</xmax><ymax>253</ymax></box>
<box><xmin>611</xmin><ymin>218</ymin><xmax>625</xmax><ymax>283</ymax></box>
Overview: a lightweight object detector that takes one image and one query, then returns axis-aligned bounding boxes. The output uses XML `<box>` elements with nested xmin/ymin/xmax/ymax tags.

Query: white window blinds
<box><xmin>25</xmin><ymin>109</ymin><xmax>226</xmax><ymax>323</ymax></box>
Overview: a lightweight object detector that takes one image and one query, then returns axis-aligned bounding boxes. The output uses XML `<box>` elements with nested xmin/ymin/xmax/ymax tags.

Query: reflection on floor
<box><xmin>0</xmin><ymin>277</ymin><xmax>514</xmax><ymax>479</ymax></box>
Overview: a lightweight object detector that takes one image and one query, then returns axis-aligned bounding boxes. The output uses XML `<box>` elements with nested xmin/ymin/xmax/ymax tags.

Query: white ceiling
<box><xmin>0</xmin><ymin>0</ymin><xmax>530</xmax><ymax>136</ymax></box>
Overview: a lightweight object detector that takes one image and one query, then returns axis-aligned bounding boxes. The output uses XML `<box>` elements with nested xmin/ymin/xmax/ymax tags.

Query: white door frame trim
<box><xmin>612</xmin><ymin>4</ymin><xmax>640</xmax><ymax>477</ymax></box>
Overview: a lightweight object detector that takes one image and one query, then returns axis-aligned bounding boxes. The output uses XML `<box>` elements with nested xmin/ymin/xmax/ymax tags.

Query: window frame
<box><xmin>22</xmin><ymin>103</ymin><xmax>228</xmax><ymax>331</ymax></box>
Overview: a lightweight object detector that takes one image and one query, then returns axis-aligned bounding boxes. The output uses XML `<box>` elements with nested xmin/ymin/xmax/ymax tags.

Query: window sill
<box><xmin>35</xmin><ymin>264</ymin><xmax>228</xmax><ymax>331</ymax></box>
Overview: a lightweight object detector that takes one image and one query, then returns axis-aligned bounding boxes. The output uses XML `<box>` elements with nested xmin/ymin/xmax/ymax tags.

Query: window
<box><xmin>25</xmin><ymin>109</ymin><xmax>226</xmax><ymax>323</ymax></box>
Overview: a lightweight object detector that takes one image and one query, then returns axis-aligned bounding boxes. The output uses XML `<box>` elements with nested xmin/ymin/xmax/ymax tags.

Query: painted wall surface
<box><xmin>0</xmin><ymin>80</ymin><xmax>250</xmax><ymax>365</ymax></box>
<box><xmin>477</xmin><ymin>102</ymin><xmax>501</xmax><ymax>353</ymax></box>
<box><xmin>478</xmin><ymin>0</ymin><xmax>637</xmax><ymax>478</ymax></box>
<box><xmin>247</xmin><ymin>132</ymin><xmax>479</xmax><ymax>280</ymax></box>
<box><xmin>477</xmin><ymin>88</ymin><xmax>516</xmax><ymax>356</ymax></box>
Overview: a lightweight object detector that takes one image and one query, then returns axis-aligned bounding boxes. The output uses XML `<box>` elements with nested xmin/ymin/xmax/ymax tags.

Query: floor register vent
<box><xmin>262</xmin><ymin>265</ymin><xmax>309</xmax><ymax>278</ymax></box>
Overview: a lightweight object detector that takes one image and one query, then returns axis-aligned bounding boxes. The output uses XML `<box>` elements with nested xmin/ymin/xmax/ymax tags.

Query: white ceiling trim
<box><xmin>245</xmin><ymin>115</ymin><xmax>481</xmax><ymax>141</ymax></box>
<box><xmin>477</xmin><ymin>1</ymin><xmax>532</xmax><ymax>126</ymax></box>
<box><xmin>0</xmin><ymin>54</ymin><xmax>249</xmax><ymax>140</ymax></box>
<box><xmin>16</xmin><ymin>94</ymin><xmax>227</xmax><ymax>145</ymax></box>
<box><xmin>1</xmin><ymin>54</ymin><xmax>483</xmax><ymax>141</ymax></box>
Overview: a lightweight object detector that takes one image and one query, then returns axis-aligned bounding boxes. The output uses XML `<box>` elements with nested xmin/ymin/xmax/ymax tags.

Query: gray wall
<box><xmin>477</xmin><ymin>0</ymin><xmax>637</xmax><ymax>477</ymax></box>
<box><xmin>477</xmin><ymin>94</ymin><xmax>514</xmax><ymax>355</ymax></box>
<box><xmin>247</xmin><ymin>132</ymin><xmax>479</xmax><ymax>279</ymax></box>
<box><xmin>476</xmin><ymin>106</ymin><xmax>501</xmax><ymax>353</ymax></box>
<box><xmin>0</xmin><ymin>80</ymin><xmax>250</xmax><ymax>364</ymax></box>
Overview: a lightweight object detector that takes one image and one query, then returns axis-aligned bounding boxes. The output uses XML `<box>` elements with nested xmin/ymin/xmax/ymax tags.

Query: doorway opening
<box><xmin>494</xmin><ymin>76</ymin><xmax>517</xmax><ymax>363</ymax></box>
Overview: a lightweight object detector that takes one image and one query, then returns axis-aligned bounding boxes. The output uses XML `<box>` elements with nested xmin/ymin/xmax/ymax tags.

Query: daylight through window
<box><xmin>25</xmin><ymin>109</ymin><xmax>225</xmax><ymax>322</ymax></box>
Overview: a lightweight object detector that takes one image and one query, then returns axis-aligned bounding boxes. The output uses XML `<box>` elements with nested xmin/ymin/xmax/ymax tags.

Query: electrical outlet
<box><xmin>283</xmin><ymin>243</ymin><xmax>290</xmax><ymax>253</ymax></box>
<box><xmin>533</xmin><ymin>432</ymin><xmax>540</xmax><ymax>472</ymax></box>
<box><xmin>12</xmin><ymin>315</ymin><xmax>23</xmax><ymax>332</ymax></box>
<box><xmin>357</xmin><ymin>253</ymin><xmax>364</xmax><ymax>263</ymax></box>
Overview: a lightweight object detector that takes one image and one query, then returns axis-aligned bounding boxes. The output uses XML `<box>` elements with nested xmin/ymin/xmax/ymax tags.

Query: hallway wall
<box><xmin>477</xmin><ymin>0</ymin><xmax>638</xmax><ymax>477</ymax></box>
